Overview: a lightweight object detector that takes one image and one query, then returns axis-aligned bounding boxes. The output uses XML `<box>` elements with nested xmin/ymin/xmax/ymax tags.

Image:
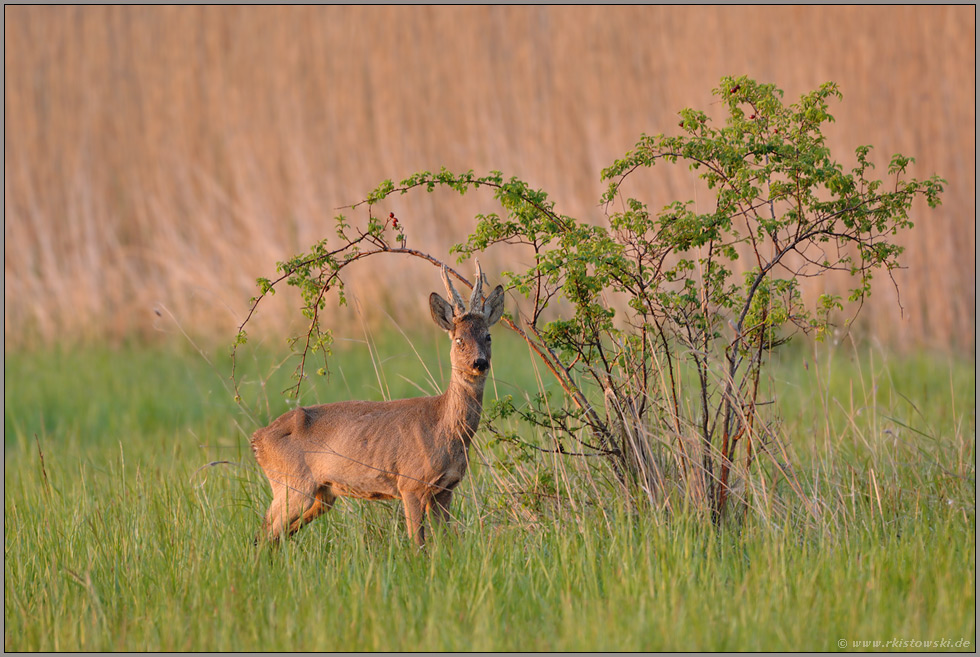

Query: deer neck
<box><xmin>440</xmin><ymin>371</ymin><xmax>487</xmax><ymax>447</ymax></box>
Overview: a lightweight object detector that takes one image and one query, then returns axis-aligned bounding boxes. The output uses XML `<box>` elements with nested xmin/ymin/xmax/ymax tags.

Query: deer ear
<box><xmin>483</xmin><ymin>285</ymin><xmax>505</xmax><ymax>327</ymax></box>
<box><xmin>429</xmin><ymin>292</ymin><xmax>455</xmax><ymax>331</ymax></box>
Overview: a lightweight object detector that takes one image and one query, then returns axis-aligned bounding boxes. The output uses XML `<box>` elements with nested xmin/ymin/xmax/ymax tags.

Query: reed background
<box><xmin>4</xmin><ymin>5</ymin><xmax>975</xmax><ymax>351</ymax></box>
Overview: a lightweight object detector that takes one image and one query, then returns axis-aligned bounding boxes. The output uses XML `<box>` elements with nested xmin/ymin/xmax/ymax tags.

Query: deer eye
<box><xmin>454</xmin><ymin>337</ymin><xmax>463</xmax><ymax>347</ymax></box>
<box><xmin>485</xmin><ymin>335</ymin><xmax>492</xmax><ymax>343</ymax></box>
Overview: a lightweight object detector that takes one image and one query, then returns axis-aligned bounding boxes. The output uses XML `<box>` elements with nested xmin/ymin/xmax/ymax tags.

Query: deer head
<box><xmin>429</xmin><ymin>260</ymin><xmax>505</xmax><ymax>380</ymax></box>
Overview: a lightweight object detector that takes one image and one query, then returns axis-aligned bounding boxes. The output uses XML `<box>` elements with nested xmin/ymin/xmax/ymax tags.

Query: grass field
<box><xmin>4</xmin><ymin>332</ymin><xmax>975</xmax><ymax>651</ymax></box>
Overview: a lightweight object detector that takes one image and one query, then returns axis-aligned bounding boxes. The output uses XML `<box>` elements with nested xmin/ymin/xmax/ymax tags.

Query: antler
<box><xmin>441</xmin><ymin>260</ymin><xmax>487</xmax><ymax>317</ymax></box>
<box><xmin>441</xmin><ymin>265</ymin><xmax>467</xmax><ymax>315</ymax></box>
<box><xmin>469</xmin><ymin>259</ymin><xmax>485</xmax><ymax>313</ymax></box>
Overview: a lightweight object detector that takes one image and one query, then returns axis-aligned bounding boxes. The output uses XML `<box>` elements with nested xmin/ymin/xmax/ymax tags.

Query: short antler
<box><xmin>443</xmin><ymin>260</ymin><xmax>487</xmax><ymax>316</ymax></box>
<box><xmin>441</xmin><ymin>265</ymin><xmax>467</xmax><ymax>315</ymax></box>
<box><xmin>469</xmin><ymin>259</ymin><xmax>485</xmax><ymax>314</ymax></box>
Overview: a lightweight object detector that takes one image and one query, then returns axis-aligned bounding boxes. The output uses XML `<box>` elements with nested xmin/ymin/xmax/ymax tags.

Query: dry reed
<box><xmin>4</xmin><ymin>6</ymin><xmax>975</xmax><ymax>351</ymax></box>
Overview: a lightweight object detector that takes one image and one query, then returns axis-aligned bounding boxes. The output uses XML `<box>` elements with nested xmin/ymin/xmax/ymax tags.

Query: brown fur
<box><xmin>251</xmin><ymin>263</ymin><xmax>505</xmax><ymax>546</ymax></box>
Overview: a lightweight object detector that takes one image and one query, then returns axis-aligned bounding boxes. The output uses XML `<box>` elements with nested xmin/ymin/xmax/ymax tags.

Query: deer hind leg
<box><xmin>287</xmin><ymin>485</ymin><xmax>336</xmax><ymax>534</ymax></box>
<box><xmin>260</xmin><ymin>480</ymin><xmax>329</xmax><ymax>542</ymax></box>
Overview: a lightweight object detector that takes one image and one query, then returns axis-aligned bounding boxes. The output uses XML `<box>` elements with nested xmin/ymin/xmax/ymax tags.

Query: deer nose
<box><xmin>473</xmin><ymin>358</ymin><xmax>489</xmax><ymax>372</ymax></box>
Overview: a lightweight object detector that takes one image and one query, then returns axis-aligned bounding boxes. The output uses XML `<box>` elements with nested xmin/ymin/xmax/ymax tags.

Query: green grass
<box><xmin>4</xmin><ymin>334</ymin><xmax>975</xmax><ymax>651</ymax></box>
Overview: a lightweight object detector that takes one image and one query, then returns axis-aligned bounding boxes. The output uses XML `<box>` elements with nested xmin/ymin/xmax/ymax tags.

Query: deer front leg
<box><xmin>429</xmin><ymin>488</ymin><xmax>454</xmax><ymax>527</ymax></box>
<box><xmin>400</xmin><ymin>490</ymin><xmax>427</xmax><ymax>547</ymax></box>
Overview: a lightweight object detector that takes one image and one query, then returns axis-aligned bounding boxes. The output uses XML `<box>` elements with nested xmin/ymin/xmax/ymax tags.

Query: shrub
<box><xmin>234</xmin><ymin>76</ymin><xmax>944</xmax><ymax>520</ymax></box>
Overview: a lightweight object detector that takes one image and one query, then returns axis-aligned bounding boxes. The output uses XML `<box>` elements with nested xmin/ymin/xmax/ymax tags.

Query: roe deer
<box><xmin>251</xmin><ymin>260</ymin><xmax>505</xmax><ymax>546</ymax></box>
